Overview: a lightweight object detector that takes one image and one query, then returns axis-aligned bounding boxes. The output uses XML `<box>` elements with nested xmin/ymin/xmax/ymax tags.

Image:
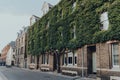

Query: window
<box><xmin>112</xmin><ymin>43</ymin><xmax>119</xmax><ymax>67</ymax></box>
<box><xmin>42</xmin><ymin>54</ymin><xmax>49</xmax><ymax>65</ymax></box>
<box><xmin>73</xmin><ymin>26</ymin><xmax>76</xmax><ymax>39</ymax></box>
<box><xmin>60</xmin><ymin>10</ymin><xmax>63</xmax><ymax>19</ymax></box>
<box><xmin>68</xmin><ymin>57</ymin><xmax>72</xmax><ymax>64</ymax></box>
<box><xmin>42</xmin><ymin>54</ymin><xmax>45</xmax><ymax>64</ymax></box>
<box><xmin>63</xmin><ymin>51</ymin><xmax>77</xmax><ymax>66</ymax></box>
<box><xmin>75</xmin><ymin>57</ymin><xmax>77</xmax><ymax>64</ymax></box>
<box><xmin>31</xmin><ymin>56</ymin><xmax>35</xmax><ymax>63</ymax></box>
<box><xmin>21</xmin><ymin>47</ymin><xmax>23</xmax><ymax>54</ymax></box>
<box><xmin>21</xmin><ymin>37</ymin><xmax>23</xmax><ymax>44</ymax></box>
<box><xmin>60</xmin><ymin>32</ymin><xmax>63</xmax><ymax>37</ymax></box>
<box><xmin>72</xmin><ymin>2</ymin><xmax>76</xmax><ymax>12</ymax></box>
<box><xmin>71</xmin><ymin>25</ymin><xmax>76</xmax><ymax>39</ymax></box>
<box><xmin>74</xmin><ymin>52</ymin><xmax>77</xmax><ymax>65</ymax></box>
<box><xmin>64</xmin><ymin>54</ymin><xmax>67</xmax><ymax>65</ymax></box>
<box><xmin>13</xmin><ymin>49</ymin><xmax>15</xmax><ymax>52</ymax></box>
<box><xmin>46</xmin><ymin>22</ymin><xmax>50</xmax><ymax>29</ymax></box>
<box><xmin>100</xmin><ymin>12</ymin><xmax>109</xmax><ymax>30</ymax></box>
<box><xmin>68</xmin><ymin>52</ymin><xmax>73</xmax><ymax>66</ymax></box>
<box><xmin>47</xmin><ymin>54</ymin><xmax>49</xmax><ymax>64</ymax></box>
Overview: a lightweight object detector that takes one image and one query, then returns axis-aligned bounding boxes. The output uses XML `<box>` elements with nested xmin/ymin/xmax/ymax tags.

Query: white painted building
<box><xmin>6</xmin><ymin>41</ymin><xmax>15</xmax><ymax>67</ymax></box>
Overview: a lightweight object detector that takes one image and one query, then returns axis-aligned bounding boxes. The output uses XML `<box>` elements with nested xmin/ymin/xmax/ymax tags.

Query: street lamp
<box><xmin>56</xmin><ymin>49</ymin><xmax>60</xmax><ymax>73</ymax></box>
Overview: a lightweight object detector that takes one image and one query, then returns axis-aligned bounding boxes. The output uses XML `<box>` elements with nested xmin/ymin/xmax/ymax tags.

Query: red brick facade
<box><xmin>0</xmin><ymin>45</ymin><xmax>10</xmax><ymax>62</ymax></box>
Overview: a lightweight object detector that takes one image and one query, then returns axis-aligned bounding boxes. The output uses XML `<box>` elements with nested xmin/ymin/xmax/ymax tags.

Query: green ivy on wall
<box><xmin>27</xmin><ymin>0</ymin><xmax>120</xmax><ymax>55</ymax></box>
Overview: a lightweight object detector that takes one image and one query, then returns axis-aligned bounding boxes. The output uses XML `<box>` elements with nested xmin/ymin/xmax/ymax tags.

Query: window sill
<box><xmin>111</xmin><ymin>66</ymin><xmax>120</xmax><ymax>71</ymax></box>
<box><xmin>62</xmin><ymin>65</ymin><xmax>77</xmax><ymax>67</ymax></box>
<box><xmin>41</xmin><ymin>64</ymin><xmax>49</xmax><ymax>66</ymax></box>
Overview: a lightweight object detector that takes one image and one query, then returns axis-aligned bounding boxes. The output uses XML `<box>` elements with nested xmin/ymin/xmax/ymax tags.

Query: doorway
<box><xmin>87</xmin><ymin>46</ymin><xmax>96</xmax><ymax>74</ymax></box>
<box><xmin>53</xmin><ymin>53</ymin><xmax>60</xmax><ymax>73</ymax></box>
<box><xmin>53</xmin><ymin>53</ymin><xmax>57</xmax><ymax>71</ymax></box>
<box><xmin>36</xmin><ymin>55</ymin><xmax>39</xmax><ymax>69</ymax></box>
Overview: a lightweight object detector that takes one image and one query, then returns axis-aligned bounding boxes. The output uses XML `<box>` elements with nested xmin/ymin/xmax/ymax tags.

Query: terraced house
<box><xmin>15</xmin><ymin>27</ymin><xmax>28</xmax><ymax>68</ymax></box>
<box><xmin>27</xmin><ymin>0</ymin><xmax>120</xmax><ymax>80</ymax></box>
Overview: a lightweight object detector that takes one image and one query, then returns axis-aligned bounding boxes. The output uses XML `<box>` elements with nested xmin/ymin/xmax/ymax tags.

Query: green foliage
<box><xmin>27</xmin><ymin>0</ymin><xmax>120</xmax><ymax>55</ymax></box>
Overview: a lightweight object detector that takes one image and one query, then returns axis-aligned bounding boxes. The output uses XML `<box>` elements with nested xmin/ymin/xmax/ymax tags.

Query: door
<box><xmin>87</xmin><ymin>46</ymin><xmax>96</xmax><ymax>74</ymax></box>
<box><xmin>92</xmin><ymin>52</ymin><xmax>96</xmax><ymax>73</ymax></box>
<box><xmin>53</xmin><ymin>53</ymin><xmax>57</xmax><ymax>71</ymax></box>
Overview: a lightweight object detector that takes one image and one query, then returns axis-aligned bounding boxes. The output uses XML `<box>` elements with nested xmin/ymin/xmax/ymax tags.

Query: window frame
<box><xmin>112</xmin><ymin>43</ymin><xmax>119</xmax><ymax>68</ymax></box>
<box><xmin>74</xmin><ymin>52</ymin><xmax>77</xmax><ymax>66</ymax></box>
<box><xmin>67</xmin><ymin>52</ymin><xmax>73</xmax><ymax>66</ymax></box>
<box><xmin>64</xmin><ymin>54</ymin><xmax>67</xmax><ymax>66</ymax></box>
<box><xmin>72</xmin><ymin>2</ymin><xmax>76</xmax><ymax>12</ymax></box>
<box><xmin>100</xmin><ymin>12</ymin><xmax>109</xmax><ymax>30</ymax></box>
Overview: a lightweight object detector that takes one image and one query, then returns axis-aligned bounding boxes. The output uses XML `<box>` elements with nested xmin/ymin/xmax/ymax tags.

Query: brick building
<box><xmin>15</xmin><ymin>27</ymin><xmax>28</xmax><ymax>68</ymax></box>
<box><xmin>27</xmin><ymin>0</ymin><xmax>120</xmax><ymax>80</ymax></box>
<box><xmin>0</xmin><ymin>44</ymin><xmax>10</xmax><ymax>65</ymax></box>
<box><xmin>6</xmin><ymin>41</ymin><xmax>16</xmax><ymax>66</ymax></box>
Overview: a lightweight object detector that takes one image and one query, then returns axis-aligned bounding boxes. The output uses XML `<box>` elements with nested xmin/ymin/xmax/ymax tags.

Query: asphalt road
<box><xmin>0</xmin><ymin>66</ymin><xmax>75</xmax><ymax>80</ymax></box>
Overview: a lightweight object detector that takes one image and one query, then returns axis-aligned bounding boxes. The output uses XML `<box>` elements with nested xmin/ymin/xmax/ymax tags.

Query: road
<box><xmin>0</xmin><ymin>66</ymin><xmax>75</xmax><ymax>80</ymax></box>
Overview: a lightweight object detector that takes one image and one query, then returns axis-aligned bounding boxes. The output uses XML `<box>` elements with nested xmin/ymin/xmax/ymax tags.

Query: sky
<box><xmin>0</xmin><ymin>0</ymin><xmax>60</xmax><ymax>52</ymax></box>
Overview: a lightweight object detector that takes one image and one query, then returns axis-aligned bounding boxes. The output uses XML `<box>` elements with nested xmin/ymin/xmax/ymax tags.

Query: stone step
<box><xmin>88</xmin><ymin>74</ymin><xmax>97</xmax><ymax>79</ymax></box>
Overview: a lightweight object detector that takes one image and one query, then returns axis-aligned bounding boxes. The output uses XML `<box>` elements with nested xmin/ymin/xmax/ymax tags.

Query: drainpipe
<box><xmin>82</xmin><ymin>47</ymin><xmax>84</xmax><ymax>78</ymax></box>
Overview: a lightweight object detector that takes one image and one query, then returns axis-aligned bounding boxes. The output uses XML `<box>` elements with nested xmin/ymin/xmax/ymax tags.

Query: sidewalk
<box><xmin>18</xmin><ymin>67</ymin><xmax>96</xmax><ymax>80</ymax></box>
<box><xmin>19</xmin><ymin>67</ymin><xmax>76</xmax><ymax>79</ymax></box>
<box><xmin>73</xmin><ymin>77</ymin><xmax>96</xmax><ymax>80</ymax></box>
<box><xmin>0</xmin><ymin>72</ymin><xmax>8</xmax><ymax>80</ymax></box>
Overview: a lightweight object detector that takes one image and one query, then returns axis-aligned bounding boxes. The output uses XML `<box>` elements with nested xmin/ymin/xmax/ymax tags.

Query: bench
<box><xmin>41</xmin><ymin>67</ymin><xmax>49</xmax><ymax>71</ymax></box>
<box><xmin>29</xmin><ymin>63</ymin><xmax>36</xmax><ymax>69</ymax></box>
<box><xmin>62</xmin><ymin>70</ymin><xmax>77</xmax><ymax>76</ymax></box>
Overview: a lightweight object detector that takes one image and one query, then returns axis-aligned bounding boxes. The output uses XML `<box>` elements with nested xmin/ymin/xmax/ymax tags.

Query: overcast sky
<box><xmin>0</xmin><ymin>0</ymin><xmax>60</xmax><ymax>52</ymax></box>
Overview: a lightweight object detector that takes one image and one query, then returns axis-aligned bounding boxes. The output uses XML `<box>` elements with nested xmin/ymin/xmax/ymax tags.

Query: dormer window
<box><xmin>42</xmin><ymin>2</ymin><xmax>53</xmax><ymax>15</ymax></box>
<box><xmin>30</xmin><ymin>15</ymin><xmax>39</xmax><ymax>26</ymax></box>
<box><xmin>100</xmin><ymin>12</ymin><xmax>109</xmax><ymax>30</ymax></box>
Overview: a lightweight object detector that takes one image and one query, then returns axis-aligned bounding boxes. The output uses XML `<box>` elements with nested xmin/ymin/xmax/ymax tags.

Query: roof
<box><xmin>48</xmin><ymin>3</ymin><xmax>53</xmax><ymax>8</ymax></box>
<box><xmin>9</xmin><ymin>41</ymin><xmax>15</xmax><ymax>49</ymax></box>
<box><xmin>32</xmin><ymin>15</ymin><xmax>40</xmax><ymax>19</ymax></box>
<box><xmin>42</xmin><ymin>1</ymin><xmax>53</xmax><ymax>10</ymax></box>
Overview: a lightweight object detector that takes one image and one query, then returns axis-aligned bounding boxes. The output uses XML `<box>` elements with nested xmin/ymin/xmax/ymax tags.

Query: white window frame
<box><xmin>45</xmin><ymin>54</ymin><xmax>49</xmax><ymax>65</ymax></box>
<box><xmin>42</xmin><ymin>54</ymin><xmax>45</xmax><ymax>64</ymax></box>
<box><xmin>68</xmin><ymin>52</ymin><xmax>73</xmax><ymax>66</ymax></box>
<box><xmin>74</xmin><ymin>52</ymin><xmax>77</xmax><ymax>66</ymax></box>
<box><xmin>72</xmin><ymin>2</ymin><xmax>76</xmax><ymax>12</ymax></box>
<box><xmin>73</xmin><ymin>25</ymin><xmax>76</xmax><ymax>39</ymax></box>
<box><xmin>112</xmin><ymin>43</ymin><xmax>119</xmax><ymax>68</ymax></box>
<box><xmin>42</xmin><ymin>54</ymin><xmax>48</xmax><ymax>65</ymax></box>
<box><xmin>100</xmin><ymin>12</ymin><xmax>109</xmax><ymax>30</ymax></box>
<box><xmin>64</xmin><ymin>54</ymin><xmax>67</xmax><ymax>66</ymax></box>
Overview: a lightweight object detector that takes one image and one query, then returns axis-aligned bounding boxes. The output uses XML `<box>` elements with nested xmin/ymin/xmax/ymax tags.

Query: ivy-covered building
<box><xmin>27</xmin><ymin>0</ymin><xmax>120</xmax><ymax>80</ymax></box>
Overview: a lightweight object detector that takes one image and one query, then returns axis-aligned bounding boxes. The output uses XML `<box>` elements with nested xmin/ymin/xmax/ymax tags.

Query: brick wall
<box><xmin>39</xmin><ymin>53</ymin><xmax>54</xmax><ymax>71</ymax></box>
<box><xmin>60</xmin><ymin>48</ymin><xmax>88</xmax><ymax>76</ymax></box>
<box><xmin>97</xmin><ymin>42</ymin><xmax>120</xmax><ymax>78</ymax></box>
